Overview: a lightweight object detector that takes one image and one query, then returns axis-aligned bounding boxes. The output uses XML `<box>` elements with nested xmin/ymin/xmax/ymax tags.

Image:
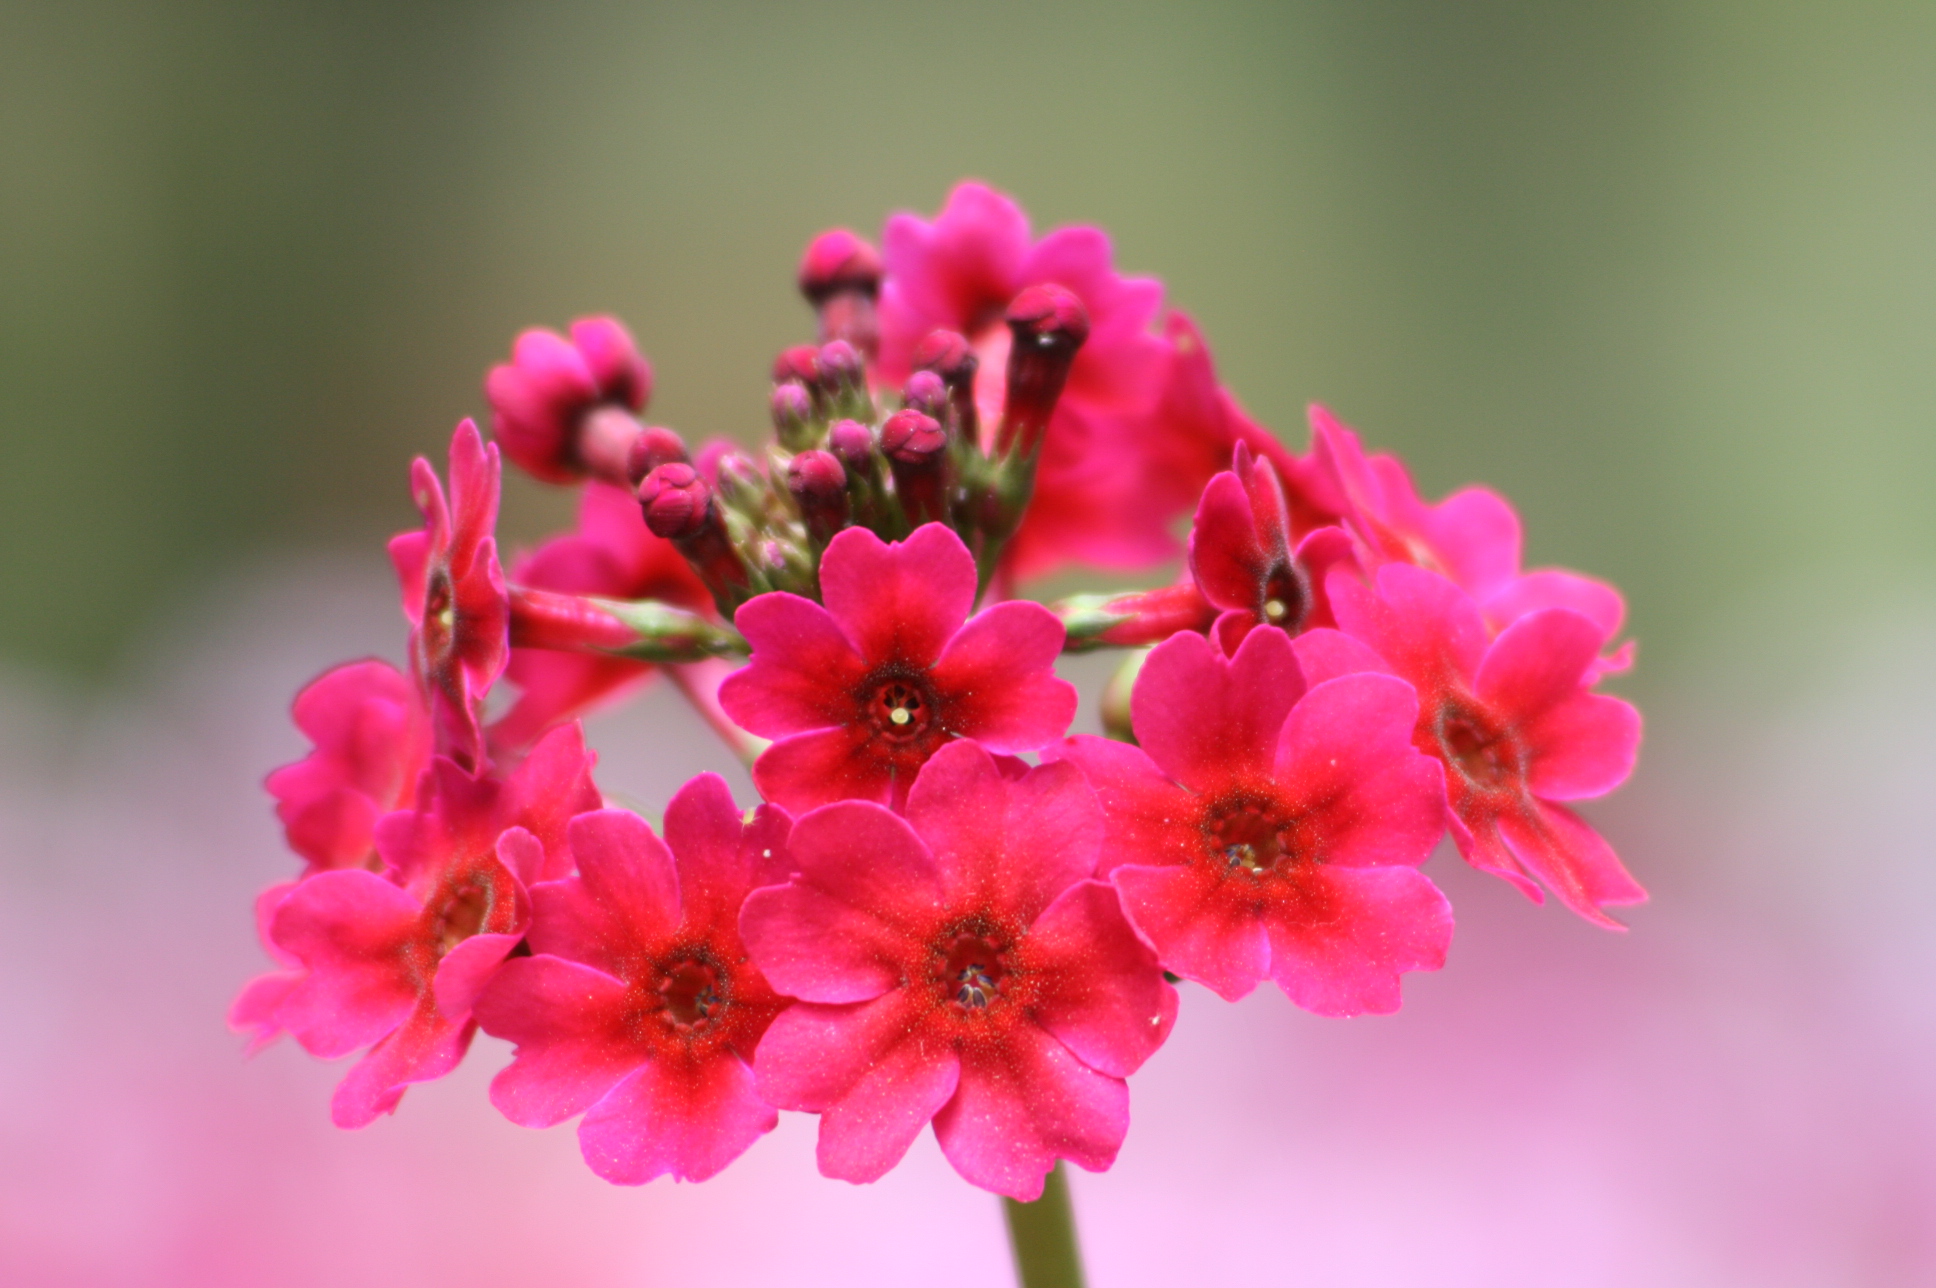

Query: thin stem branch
<box><xmin>1002</xmin><ymin>1164</ymin><xmax>1086</xmax><ymax>1288</ymax></box>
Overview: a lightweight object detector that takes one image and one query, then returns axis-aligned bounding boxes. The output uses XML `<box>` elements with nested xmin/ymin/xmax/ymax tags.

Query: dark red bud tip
<box><xmin>903</xmin><ymin>370</ymin><xmax>949</xmax><ymax>421</ymax></box>
<box><xmin>1006</xmin><ymin>283</ymin><xmax>1090</xmax><ymax>352</ymax></box>
<box><xmin>772</xmin><ymin>345</ymin><xmax>822</xmax><ymax>388</ymax></box>
<box><xmin>816</xmin><ymin>339</ymin><xmax>864</xmax><ymax>389</ymax></box>
<box><xmin>911</xmin><ymin>330</ymin><xmax>978</xmax><ymax>385</ymax></box>
<box><xmin>828</xmin><ymin>418</ymin><xmax>876</xmax><ymax>468</ymax></box>
<box><xmin>881</xmin><ymin>409</ymin><xmax>947</xmax><ymax>464</ymax></box>
<box><xmin>626</xmin><ymin>425</ymin><xmax>690</xmax><ymax>486</ymax></box>
<box><xmin>638</xmin><ymin>463</ymin><xmax>711</xmax><ymax>539</ymax></box>
<box><xmin>787</xmin><ymin>449</ymin><xmax>848</xmax><ymax>503</ymax></box>
<box><xmin>770</xmin><ymin>381</ymin><xmax>814</xmax><ymax>436</ymax></box>
<box><xmin>797</xmin><ymin>229</ymin><xmax>883</xmax><ymax>303</ymax></box>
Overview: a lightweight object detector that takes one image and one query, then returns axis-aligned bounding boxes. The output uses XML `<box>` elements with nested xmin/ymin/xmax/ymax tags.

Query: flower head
<box><xmin>742</xmin><ymin>741</ymin><xmax>1177</xmax><ymax>1200</ymax></box>
<box><xmin>387</xmin><ymin>420</ymin><xmax>509</xmax><ymax>771</ymax></box>
<box><xmin>486</xmin><ymin>316</ymin><xmax>653</xmax><ymax>485</ymax></box>
<box><xmin>492</xmin><ymin>481</ymin><xmax>712</xmax><ymax>752</ymax></box>
<box><xmin>1188</xmin><ymin>443</ymin><xmax>1359</xmax><ymax>654</ymax></box>
<box><xmin>475</xmin><ymin>776</ymin><xmax>791</xmax><ymax>1184</ymax></box>
<box><xmin>718</xmin><ymin>523</ymin><xmax>1076</xmax><ymax>812</ymax></box>
<box><xmin>1310</xmin><ymin>563</ymin><xmax>1645</xmax><ymax>927</ymax></box>
<box><xmin>265</xmin><ymin>659</ymin><xmax>429</xmax><ymax>874</ymax></box>
<box><xmin>1055</xmin><ymin>628</ymin><xmax>1451</xmax><ymax>1013</ymax></box>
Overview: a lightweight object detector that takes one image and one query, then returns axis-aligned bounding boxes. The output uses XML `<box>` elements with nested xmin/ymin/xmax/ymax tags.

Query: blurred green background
<box><xmin>4</xmin><ymin>0</ymin><xmax>1932</xmax><ymax>685</ymax></box>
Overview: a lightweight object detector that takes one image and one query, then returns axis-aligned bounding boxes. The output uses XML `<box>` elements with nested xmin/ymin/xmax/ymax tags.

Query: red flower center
<box><xmin>652</xmin><ymin>955</ymin><xmax>726</xmax><ymax>1033</ymax></box>
<box><xmin>430</xmin><ymin>876</ymin><xmax>493</xmax><ymax>956</ymax></box>
<box><xmin>1259</xmin><ymin>561</ymin><xmax>1310</xmax><ymax>630</ymax></box>
<box><xmin>1436</xmin><ymin>706</ymin><xmax>1521</xmax><ymax>791</ymax></box>
<box><xmin>932</xmin><ymin>923</ymin><xmax>1015</xmax><ymax>1015</ymax></box>
<box><xmin>864</xmin><ymin>673</ymin><xmax>938</xmax><ymax>743</ymax></box>
<box><xmin>421</xmin><ymin>567</ymin><xmax>456</xmax><ymax>668</ymax></box>
<box><xmin>1203</xmin><ymin>793</ymin><xmax>1294</xmax><ymax>876</ymax></box>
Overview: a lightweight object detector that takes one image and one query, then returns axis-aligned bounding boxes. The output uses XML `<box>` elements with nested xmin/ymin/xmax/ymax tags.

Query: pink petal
<box><xmin>228</xmin><ymin>971</ymin><xmax>300</xmax><ymax>1054</ymax></box>
<box><xmin>1474</xmin><ymin>607</ymin><xmax>1607</xmax><ymax>725</ymax></box>
<box><xmin>1330</xmin><ymin>563</ymin><xmax>1489</xmax><ymax>689</ymax></box>
<box><xmin>661</xmin><ymin>771</ymin><xmax>767</xmax><ymax>925</ymax></box>
<box><xmin>1131</xmin><ymin>627</ymin><xmax>1305</xmax><ymax>791</ymax></box>
<box><xmin>1497</xmin><ymin>801</ymin><xmax>1647</xmax><ymax>927</ymax></box>
<box><xmin>1262</xmin><ymin>865</ymin><xmax>1453</xmax><ymax>1017</ymax></box>
<box><xmin>1189</xmin><ymin>471</ymin><xmax>1267</xmax><ymax>611</ymax></box>
<box><xmin>445</xmin><ymin>420</ymin><xmax>500</xmax><ymax>565</ymax></box>
<box><xmin>718</xmin><ymin>594</ymin><xmax>866</xmax><ymax>736</ymax></box>
<box><xmin>818</xmin><ymin>524</ymin><xmax>978</xmax><ymax>668</ymax></box>
<box><xmin>579</xmin><ymin>1054</ymin><xmax>777</xmax><ymax>1184</ymax></box>
<box><xmin>1485</xmin><ymin>568</ymin><xmax>1625</xmax><ymax>639</ymax></box>
<box><xmin>1027</xmin><ymin>880</ymin><xmax>1177</xmax><ymax>1078</ymax></box>
<box><xmin>1270</xmin><ymin>675</ymin><xmax>1446</xmax><ymax>869</ymax></box>
<box><xmin>933</xmin><ymin>1028</ymin><xmax>1129</xmax><ymax>1200</ymax></box>
<box><xmin>504</xmin><ymin>723</ymin><xmax>602</xmax><ymax>880</ymax></box>
<box><xmin>1048</xmin><ymin>736</ymin><xmax>1198</xmax><ymax>878</ymax></box>
<box><xmin>904</xmin><ymin>743</ymin><xmax>1102</xmax><ymax>923</ymax></box>
<box><xmin>1110</xmin><ymin>863</ymin><xmax>1270</xmax><ymax>1001</ymax></box>
<box><xmin>928</xmin><ymin>601</ymin><xmax>1075</xmax><ymax>751</ymax></box>
<box><xmin>1523</xmin><ymin>692</ymin><xmax>1642</xmax><ymax>801</ymax></box>
<box><xmin>739</xmin><ymin>881</ymin><xmax>909</xmax><ymax>1004</ymax></box>
<box><xmin>387</xmin><ymin>530</ymin><xmax>431</xmax><ymax>627</ymax></box>
<box><xmin>1290</xmin><ymin>626</ymin><xmax>1394</xmax><ymax>687</ymax></box>
<box><xmin>476</xmin><ymin>956</ymin><xmax>636</xmax><ymax>1127</ymax></box>
<box><xmin>270</xmin><ymin>870</ymin><xmax>420</xmax><ymax>1059</ymax></box>
<box><xmin>330</xmin><ymin>1006</ymin><xmax>474</xmax><ymax>1129</ymax></box>
<box><xmin>749</xmin><ymin>726</ymin><xmax>891</xmax><ymax>814</ymax></box>
<box><xmin>566</xmin><ymin>808</ymin><xmax>682</xmax><ymax>946</ymax></box>
<box><xmin>431</xmin><ymin>930</ymin><xmax>523</xmax><ymax>1019</ymax></box>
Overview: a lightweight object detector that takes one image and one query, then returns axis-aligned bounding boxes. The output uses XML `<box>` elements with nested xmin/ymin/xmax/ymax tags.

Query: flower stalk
<box><xmin>1003</xmin><ymin>1164</ymin><xmax>1087</xmax><ymax>1288</ymax></box>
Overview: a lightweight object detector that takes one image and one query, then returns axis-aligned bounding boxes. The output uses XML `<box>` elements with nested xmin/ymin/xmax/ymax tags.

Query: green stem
<box><xmin>1002</xmin><ymin>1164</ymin><xmax>1087</xmax><ymax>1288</ymax></box>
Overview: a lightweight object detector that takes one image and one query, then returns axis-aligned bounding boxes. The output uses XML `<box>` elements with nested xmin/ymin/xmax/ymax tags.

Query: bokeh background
<box><xmin>4</xmin><ymin>2</ymin><xmax>1933</xmax><ymax>1284</ymax></box>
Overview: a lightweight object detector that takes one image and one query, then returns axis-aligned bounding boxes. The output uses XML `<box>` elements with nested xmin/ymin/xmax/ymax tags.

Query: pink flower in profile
<box><xmin>1189</xmin><ymin>443</ymin><xmax>1359</xmax><ymax>655</ymax></box>
<box><xmin>876</xmin><ymin>182</ymin><xmax>1190</xmax><ymax>579</ymax></box>
<box><xmin>1311</xmin><ymin>405</ymin><xmax>1631</xmax><ymax>669</ymax></box>
<box><xmin>742</xmin><ymin>741</ymin><xmax>1177</xmax><ymax>1200</ymax></box>
<box><xmin>486</xmin><ymin>316</ymin><xmax>652</xmax><ymax>484</ymax></box>
<box><xmin>1309</xmin><ymin>562</ymin><xmax>1645</xmax><ymax>927</ymax></box>
<box><xmin>475</xmin><ymin>776</ymin><xmax>791</xmax><ymax>1184</ymax></box>
<box><xmin>265</xmin><ymin>659</ymin><xmax>429</xmax><ymax>874</ymax></box>
<box><xmin>491</xmin><ymin>481</ymin><xmax>713</xmax><ymax>752</ymax></box>
<box><xmin>262</xmin><ymin>724</ymin><xmax>600</xmax><ymax>1126</ymax></box>
<box><xmin>718</xmin><ymin>523</ymin><xmax>1076</xmax><ymax>813</ymax></box>
<box><xmin>1053</xmin><ymin>629</ymin><xmax>1450</xmax><ymax>1013</ymax></box>
<box><xmin>389</xmin><ymin>420</ymin><xmax>509</xmax><ymax>771</ymax></box>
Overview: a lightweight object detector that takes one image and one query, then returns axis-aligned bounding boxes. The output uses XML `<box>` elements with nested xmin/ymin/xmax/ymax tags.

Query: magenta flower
<box><xmin>485</xmin><ymin>316</ymin><xmax>652</xmax><ymax>485</ymax></box>
<box><xmin>261</xmin><ymin>724</ymin><xmax>600</xmax><ymax>1125</ymax></box>
<box><xmin>742</xmin><ymin>741</ymin><xmax>1177</xmax><ymax>1200</ymax></box>
<box><xmin>1189</xmin><ymin>442</ymin><xmax>1359</xmax><ymax>654</ymax></box>
<box><xmin>228</xmin><ymin>882</ymin><xmax>302</xmax><ymax>1053</ymax></box>
<box><xmin>1311</xmin><ymin>406</ymin><xmax>1631</xmax><ymax>670</ymax></box>
<box><xmin>491</xmin><ymin>481</ymin><xmax>712</xmax><ymax>752</ymax></box>
<box><xmin>718</xmin><ymin>523</ymin><xmax>1076</xmax><ymax>813</ymax></box>
<box><xmin>265</xmin><ymin>658</ymin><xmax>429</xmax><ymax>874</ymax></box>
<box><xmin>475</xmin><ymin>776</ymin><xmax>791</xmax><ymax>1184</ymax></box>
<box><xmin>1053</xmin><ymin>628</ymin><xmax>1451</xmax><ymax>1013</ymax></box>
<box><xmin>388</xmin><ymin>420</ymin><xmax>509</xmax><ymax>771</ymax></box>
<box><xmin>875</xmin><ymin>181</ymin><xmax>1187</xmax><ymax>579</ymax></box>
<box><xmin>1311</xmin><ymin>563</ymin><xmax>1645</xmax><ymax>927</ymax></box>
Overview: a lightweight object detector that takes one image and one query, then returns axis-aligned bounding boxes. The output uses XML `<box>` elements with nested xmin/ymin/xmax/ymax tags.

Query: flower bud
<box><xmin>828</xmin><ymin>418</ymin><xmax>876</xmax><ymax>470</ymax></box>
<box><xmin>626</xmin><ymin>425</ymin><xmax>690</xmax><ymax>486</ymax></box>
<box><xmin>787</xmin><ymin>449</ymin><xmax>849</xmax><ymax>545</ymax></box>
<box><xmin>882</xmin><ymin>408</ymin><xmax>950</xmax><ymax>526</ymax></box>
<box><xmin>772</xmin><ymin>345</ymin><xmax>822</xmax><ymax>390</ymax></box>
<box><xmin>638</xmin><ymin>463</ymin><xmax>711</xmax><ymax>540</ymax></box>
<box><xmin>770</xmin><ymin>380</ymin><xmax>816</xmax><ymax>450</ymax></box>
<box><xmin>903</xmin><ymin>370</ymin><xmax>949</xmax><ymax>422</ymax></box>
<box><xmin>996</xmin><ymin>284</ymin><xmax>1089</xmax><ymax>457</ymax></box>
<box><xmin>713</xmin><ymin>450</ymin><xmax>766</xmax><ymax>512</ymax></box>
<box><xmin>799</xmin><ymin>229</ymin><xmax>883</xmax><ymax>357</ymax></box>
<box><xmin>912</xmin><ymin>329</ymin><xmax>979</xmax><ymax>442</ymax></box>
<box><xmin>816</xmin><ymin>339</ymin><xmax>864</xmax><ymax>394</ymax></box>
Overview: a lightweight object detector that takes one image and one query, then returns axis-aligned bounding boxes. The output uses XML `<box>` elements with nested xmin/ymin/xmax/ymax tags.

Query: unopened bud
<box><xmin>912</xmin><ymin>329</ymin><xmax>979</xmax><ymax>441</ymax></box>
<box><xmin>797</xmin><ymin>229</ymin><xmax>883</xmax><ymax>304</ymax></box>
<box><xmin>903</xmin><ymin>370</ymin><xmax>949</xmax><ymax>422</ymax></box>
<box><xmin>713</xmin><ymin>450</ymin><xmax>765</xmax><ymax>510</ymax></box>
<box><xmin>882</xmin><ymin>408</ymin><xmax>950</xmax><ymax>526</ymax></box>
<box><xmin>638</xmin><ymin>463</ymin><xmax>711</xmax><ymax>539</ymax></box>
<box><xmin>828</xmin><ymin>418</ymin><xmax>876</xmax><ymax>469</ymax></box>
<box><xmin>770</xmin><ymin>381</ymin><xmax>815</xmax><ymax>450</ymax></box>
<box><xmin>816</xmin><ymin>339</ymin><xmax>864</xmax><ymax>393</ymax></box>
<box><xmin>997</xmin><ymin>284</ymin><xmax>1089</xmax><ymax>456</ymax></box>
<box><xmin>787</xmin><ymin>449</ymin><xmax>849</xmax><ymax>545</ymax></box>
<box><xmin>626</xmin><ymin>425</ymin><xmax>690</xmax><ymax>486</ymax></box>
<box><xmin>772</xmin><ymin>345</ymin><xmax>822</xmax><ymax>390</ymax></box>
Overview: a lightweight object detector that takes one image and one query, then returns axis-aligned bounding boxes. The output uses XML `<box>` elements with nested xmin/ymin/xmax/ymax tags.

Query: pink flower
<box><xmin>875</xmin><ymin>182</ymin><xmax>1186</xmax><ymax>579</ymax></box>
<box><xmin>265</xmin><ymin>659</ymin><xmax>429</xmax><ymax>874</ymax></box>
<box><xmin>718</xmin><ymin>523</ymin><xmax>1076</xmax><ymax>813</ymax></box>
<box><xmin>485</xmin><ymin>316</ymin><xmax>652</xmax><ymax>485</ymax></box>
<box><xmin>1310</xmin><ymin>563</ymin><xmax>1645</xmax><ymax>927</ymax></box>
<box><xmin>227</xmin><ymin>882</ymin><xmax>302</xmax><ymax>1054</ymax></box>
<box><xmin>742</xmin><ymin>741</ymin><xmax>1177</xmax><ymax>1200</ymax></box>
<box><xmin>1053</xmin><ymin>629</ymin><xmax>1451</xmax><ymax>1014</ymax></box>
<box><xmin>262</xmin><ymin>725</ymin><xmax>601</xmax><ymax>1126</ymax></box>
<box><xmin>388</xmin><ymin>420</ymin><xmax>509</xmax><ymax>771</ymax></box>
<box><xmin>1311</xmin><ymin>406</ymin><xmax>1631</xmax><ymax>669</ymax></box>
<box><xmin>1189</xmin><ymin>443</ymin><xmax>1359</xmax><ymax>654</ymax></box>
<box><xmin>491</xmin><ymin>481</ymin><xmax>713</xmax><ymax>752</ymax></box>
<box><xmin>474</xmin><ymin>776</ymin><xmax>791</xmax><ymax>1184</ymax></box>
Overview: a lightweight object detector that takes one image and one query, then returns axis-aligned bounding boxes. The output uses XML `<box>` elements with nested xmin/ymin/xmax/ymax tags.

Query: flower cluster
<box><xmin>235</xmin><ymin>182</ymin><xmax>1642</xmax><ymax>1201</ymax></box>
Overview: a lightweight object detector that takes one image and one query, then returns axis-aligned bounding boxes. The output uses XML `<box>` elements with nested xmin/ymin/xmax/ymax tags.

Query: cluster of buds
<box><xmin>234</xmin><ymin>183</ymin><xmax>1644</xmax><ymax>1210</ymax></box>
